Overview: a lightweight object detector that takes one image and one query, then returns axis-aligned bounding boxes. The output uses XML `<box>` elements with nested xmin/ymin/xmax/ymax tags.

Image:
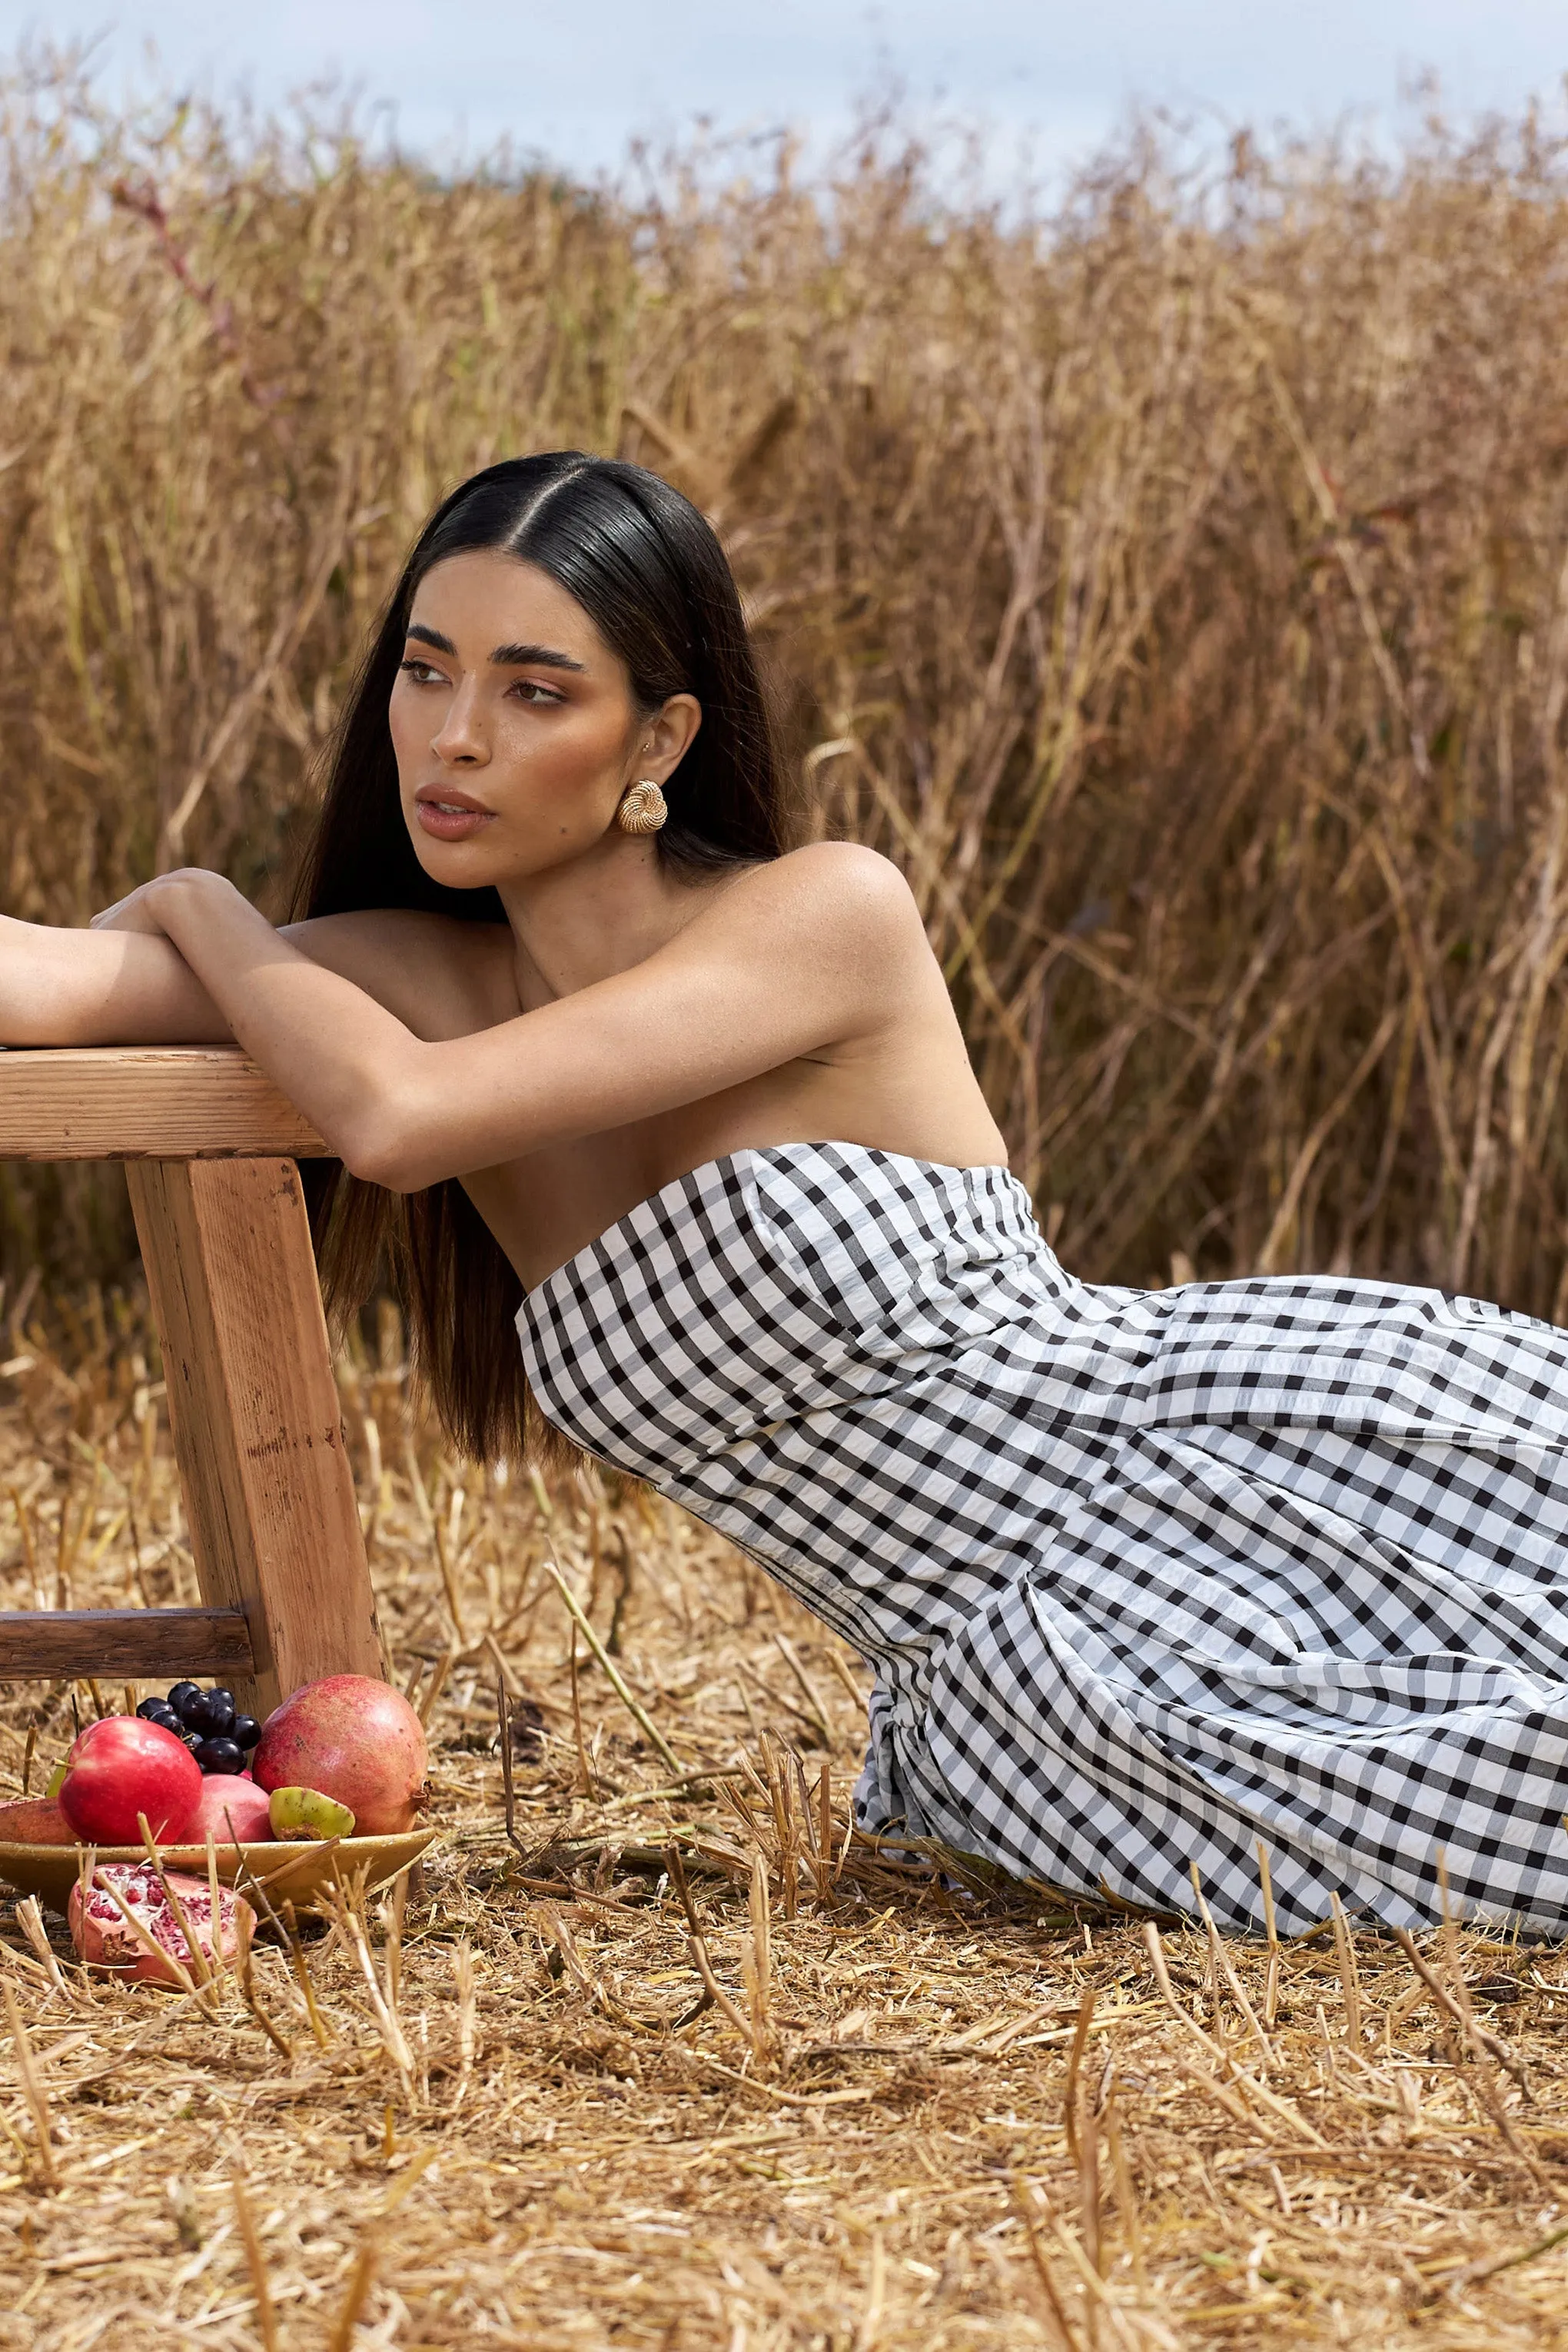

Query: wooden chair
<box><xmin>0</xmin><ymin>1048</ymin><xmax>384</xmax><ymax>1717</ymax></box>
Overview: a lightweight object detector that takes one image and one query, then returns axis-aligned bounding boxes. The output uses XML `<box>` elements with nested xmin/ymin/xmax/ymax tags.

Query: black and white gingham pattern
<box><xmin>520</xmin><ymin>1142</ymin><xmax>1568</xmax><ymax>1932</ymax></box>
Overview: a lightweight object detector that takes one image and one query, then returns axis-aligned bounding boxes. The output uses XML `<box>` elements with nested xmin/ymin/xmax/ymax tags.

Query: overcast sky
<box><xmin>3</xmin><ymin>2</ymin><xmax>1564</xmax><ymax>186</ymax></box>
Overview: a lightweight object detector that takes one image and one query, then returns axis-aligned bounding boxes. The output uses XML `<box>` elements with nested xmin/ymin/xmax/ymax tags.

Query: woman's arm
<box><xmin>104</xmin><ymin>848</ymin><xmax>926</xmax><ymax>1190</ymax></box>
<box><xmin>0</xmin><ymin>914</ymin><xmax>234</xmax><ymax>1045</ymax></box>
<box><xmin>0</xmin><ymin>906</ymin><xmax>514</xmax><ymax>1049</ymax></box>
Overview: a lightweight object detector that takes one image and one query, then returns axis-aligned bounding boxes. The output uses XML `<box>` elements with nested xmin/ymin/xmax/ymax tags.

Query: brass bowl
<box><xmin>0</xmin><ymin>1827</ymin><xmax>437</xmax><ymax>1916</ymax></box>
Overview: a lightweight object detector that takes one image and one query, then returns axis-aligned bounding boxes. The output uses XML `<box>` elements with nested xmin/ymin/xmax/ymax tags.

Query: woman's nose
<box><xmin>431</xmin><ymin>681</ymin><xmax>489</xmax><ymax>765</ymax></box>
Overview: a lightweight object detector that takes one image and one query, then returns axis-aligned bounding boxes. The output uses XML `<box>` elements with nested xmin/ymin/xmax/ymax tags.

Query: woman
<box><xmin>8</xmin><ymin>450</ymin><xmax>1568</xmax><ymax>1935</ymax></box>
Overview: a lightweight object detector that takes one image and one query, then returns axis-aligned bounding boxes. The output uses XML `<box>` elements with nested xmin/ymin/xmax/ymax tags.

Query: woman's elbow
<box><xmin>337</xmin><ymin>1086</ymin><xmax>496</xmax><ymax>1194</ymax></box>
<box><xmin>339</xmin><ymin>1120</ymin><xmax>434</xmax><ymax>1195</ymax></box>
<box><xmin>334</xmin><ymin>1060</ymin><xmax>534</xmax><ymax>1194</ymax></box>
<box><xmin>334</xmin><ymin>1088</ymin><xmax>439</xmax><ymax>1194</ymax></box>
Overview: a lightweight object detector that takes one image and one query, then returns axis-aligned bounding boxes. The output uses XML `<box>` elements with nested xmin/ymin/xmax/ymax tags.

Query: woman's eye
<box><xmin>399</xmin><ymin>659</ymin><xmax>444</xmax><ymax>685</ymax></box>
<box><xmin>513</xmin><ymin>680</ymin><xmax>563</xmax><ymax>706</ymax></box>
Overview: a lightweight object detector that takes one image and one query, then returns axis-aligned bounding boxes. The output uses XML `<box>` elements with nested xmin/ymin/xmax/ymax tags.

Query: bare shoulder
<box><xmin>281</xmin><ymin>908</ymin><xmax>517</xmax><ymax>1038</ymax></box>
<box><xmin>703</xmin><ymin>843</ymin><xmax>927</xmax><ymax>957</ymax></box>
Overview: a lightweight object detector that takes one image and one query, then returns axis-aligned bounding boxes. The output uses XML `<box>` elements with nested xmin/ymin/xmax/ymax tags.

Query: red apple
<box><xmin>58</xmin><ymin>1716</ymin><xmax>201</xmax><ymax>1846</ymax></box>
<box><xmin>69</xmin><ymin>1862</ymin><xmax>252</xmax><ymax>1983</ymax></box>
<box><xmin>187</xmin><ymin>1774</ymin><xmax>273</xmax><ymax>1846</ymax></box>
<box><xmin>253</xmin><ymin>1674</ymin><xmax>426</xmax><ymax>1835</ymax></box>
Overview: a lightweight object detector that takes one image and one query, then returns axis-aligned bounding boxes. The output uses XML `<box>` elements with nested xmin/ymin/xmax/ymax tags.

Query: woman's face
<box><xmin>389</xmin><ymin>550</ymin><xmax>698</xmax><ymax>890</ymax></box>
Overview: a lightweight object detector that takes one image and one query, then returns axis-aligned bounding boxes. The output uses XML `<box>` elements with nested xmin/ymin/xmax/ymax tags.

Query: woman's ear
<box><xmin>639</xmin><ymin>693</ymin><xmax>703</xmax><ymax>782</ymax></box>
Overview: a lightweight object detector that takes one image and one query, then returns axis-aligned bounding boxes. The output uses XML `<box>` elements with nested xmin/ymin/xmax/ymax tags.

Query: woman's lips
<box><xmin>414</xmin><ymin>793</ymin><xmax>496</xmax><ymax>842</ymax></box>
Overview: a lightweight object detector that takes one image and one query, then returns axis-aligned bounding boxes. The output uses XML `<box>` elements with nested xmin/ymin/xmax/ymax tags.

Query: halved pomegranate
<box><xmin>68</xmin><ymin>1862</ymin><xmax>252</xmax><ymax>1984</ymax></box>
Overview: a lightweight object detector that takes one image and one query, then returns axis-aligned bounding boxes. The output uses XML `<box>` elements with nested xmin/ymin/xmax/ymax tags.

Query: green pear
<box><xmin>267</xmin><ymin>1785</ymin><xmax>356</xmax><ymax>1842</ymax></box>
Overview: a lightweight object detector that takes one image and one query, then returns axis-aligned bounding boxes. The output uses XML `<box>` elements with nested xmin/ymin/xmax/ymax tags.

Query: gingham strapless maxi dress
<box><xmin>518</xmin><ymin>1141</ymin><xmax>1568</xmax><ymax>1934</ymax></box>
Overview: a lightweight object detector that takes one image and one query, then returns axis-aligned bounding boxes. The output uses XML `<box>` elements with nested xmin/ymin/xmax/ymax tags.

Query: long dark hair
<box><xmin>291</xmin><ymin>451</ymin><xmax>789</xmax><ymax>1465</ymax></box>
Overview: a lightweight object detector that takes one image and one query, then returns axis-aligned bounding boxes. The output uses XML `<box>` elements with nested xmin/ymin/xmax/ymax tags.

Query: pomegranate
<box><xmin>68</xmin><ymin>1862</ymin><xmax>252</xmax><ymax>1984</ymax></box>
<box><xmin>187</xmin><ymin>1775</ymin><xmax>273</xmax><ymax>1846</ymax></box>
<box><xmin>0</xmin><ymin>1796</ymin><xmax>75</xmax><ymax>1845</ymax></box>
<box><xmin>253</xmin><ymin>1675</ymin><xmax>426</xmax><ymax>1835</ymax></box>
<box><xmin>58</xmin><ymin>1716</ymin><xmax>201</xmax><ymax>1846</ymax></box>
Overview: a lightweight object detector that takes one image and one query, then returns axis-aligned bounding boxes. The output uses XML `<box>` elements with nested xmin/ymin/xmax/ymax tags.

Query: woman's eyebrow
<box><xmin>490</xmin><ymin>640</ymin><xmax>586</xmax><ymax>673</ymax></box>
<box><xmin>404</xmin><ymin>622</ymin><xmax>586</xmax><ymax>673</ymax></box>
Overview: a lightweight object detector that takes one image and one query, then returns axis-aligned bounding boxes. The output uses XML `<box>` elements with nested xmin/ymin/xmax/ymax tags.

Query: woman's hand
<box><xmin>101</xmin><ymin>872</ymin><xmax>424</xmax><ymax>1174</ymax></box>
<box><xmin>89</xmin><ymin>869</ymin><xmax>238</xmax><ymax>935</ymax></box>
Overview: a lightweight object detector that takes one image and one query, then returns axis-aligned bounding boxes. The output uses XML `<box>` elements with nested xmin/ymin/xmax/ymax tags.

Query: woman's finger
<box><xmin>89</xmin><ymin>892</ymin><xmax>165</xmax><ymax>934</ymax></box>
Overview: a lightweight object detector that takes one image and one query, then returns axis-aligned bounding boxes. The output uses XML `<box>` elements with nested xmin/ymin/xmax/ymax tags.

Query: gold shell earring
<box><xmin>616</xmin><ymin>779</ymin><xmax>668</xmax><ymax>835</ymax></box>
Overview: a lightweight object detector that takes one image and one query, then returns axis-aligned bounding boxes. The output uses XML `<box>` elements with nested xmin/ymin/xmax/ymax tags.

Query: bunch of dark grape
<box><xmin>136</xmin><ymin>1683</ymin><xmax>261</xmax><ymax>1776</ymax></box>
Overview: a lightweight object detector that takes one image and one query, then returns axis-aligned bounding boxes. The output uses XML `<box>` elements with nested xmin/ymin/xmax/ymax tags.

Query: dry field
<box><xmin>0</xmin><ymin>1292</ymin><xmax>1566</xmax><ymax>2350</ymax></box>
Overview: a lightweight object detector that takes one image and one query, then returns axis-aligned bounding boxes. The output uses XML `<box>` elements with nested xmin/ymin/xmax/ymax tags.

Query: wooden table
<box><xmin>0</xmin><ymin>1048</ymin><xmax>384</xmax><ymax>1716</ymax></box>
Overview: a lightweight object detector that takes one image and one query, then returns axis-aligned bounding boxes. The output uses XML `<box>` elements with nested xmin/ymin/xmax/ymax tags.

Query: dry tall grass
<box><xmin>6</xmin><ymin>63</ymin><xmax>1568</xmax><ymax>1314</ymax></box>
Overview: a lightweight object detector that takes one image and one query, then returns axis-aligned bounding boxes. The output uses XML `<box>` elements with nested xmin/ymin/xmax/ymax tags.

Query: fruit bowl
<box><xmin>0</xmin><ymin>1827</ymin><xmax>437</xmax><ymax>1918</ymax></box>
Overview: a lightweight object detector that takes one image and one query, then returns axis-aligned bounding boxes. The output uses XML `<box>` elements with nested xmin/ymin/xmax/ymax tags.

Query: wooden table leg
<box><xmin>126</xmin><ymin>1157</ymin><xmax>383</xmax><ymax>1720</ymax></box>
